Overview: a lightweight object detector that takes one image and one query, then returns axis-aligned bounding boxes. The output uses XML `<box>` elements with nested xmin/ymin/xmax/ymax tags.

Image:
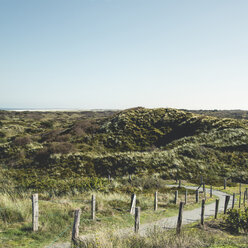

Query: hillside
<box><xmin>0</xmin><ymin>108</ymin><xmax>248</xmax><ymax>193</ymax></box>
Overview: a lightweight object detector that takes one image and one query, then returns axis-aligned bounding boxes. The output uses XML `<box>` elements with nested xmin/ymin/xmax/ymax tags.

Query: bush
<box><xmin>225</xmin><ymin>208</ymin><xmax>248</xmax><ymax>233</ymax></box>
<box><xmin>13</xmin><ymin>136</ymin><xmax>31</xmax><ymax>146</ymax></box>
<box><xmin>49</xmin><ymin>142</ymin><xmax>75</xmax><ymax>154</ymax></box>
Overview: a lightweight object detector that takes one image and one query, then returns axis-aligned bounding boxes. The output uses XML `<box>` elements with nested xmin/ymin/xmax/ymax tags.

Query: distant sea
<box><xmin>0</xmin><ymin>108</ymin><xmax>118</xmax><ymax>111</ymax></box>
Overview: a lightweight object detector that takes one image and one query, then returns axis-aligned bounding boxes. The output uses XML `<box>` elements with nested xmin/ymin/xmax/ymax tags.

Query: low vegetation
<box><xmin>0</xmin><ymin>108</ymin><xmax>248</xmax><ymax>247</ymax></box>
<box><xmin>0</xmin><ymin>108</ymin><xmax>248</xmax><ymax>194</ymax></box>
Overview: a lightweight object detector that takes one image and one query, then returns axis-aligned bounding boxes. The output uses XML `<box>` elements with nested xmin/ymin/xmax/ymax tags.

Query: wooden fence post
<box><xmin>91</xmin><ymin>194</ymin><xmax>96</xmax><ymax>220</ymax></box>
<box><xmin>200</xmin><ymin>176</ymin><xmax>203</xmax><ymax>185</ymax></box>
<box><xmin>72</xmin><ymin>209</ymin><xmax>81</xmax><ymax>242</ymax></box>
<box><xmin>210</xmin><ymin>185</ymin><xmax>213</xmax><ymax>198</ymax></box>
<box><xmin>108</xmin><ymin>175</ymin><xmax>111</xmax><ymax>183</ymax></box>
<box><xmin>195</xmin><ymin>190</ymin><xmax>199</xmax><ymax>203</ymax></box>
<box><xmin>154</xmin><ymin>191</ymin><xmax>158</xmax><ymax>211</ymax></box>
<box><xmin>215</xmin><ymin>199</ymin><xmax>219</xmax><ymax>219</ymax></box>
<box><xmin>224</xmin><ymin>195</ymin><xmax>230</xmax><ymax>214</ymax></box>
<box><xmin>239</xmin><ymin>183</ymin><xmax>242</xmax><ymax>194</ymax></box>
<box><xmin>176</xmin><ymin>202</ymin><xmax>184</xmax><ymax>234</ymax></box>
<box><xmin>32</xmin><ymin>193</ymin><xmax>39</xmax><ymax>232</ymax></box>
<box><xmin>203</xmin><ymin>183</ymin><xmax>205</xmax><ymax>193</ymax></box>
<box><xmin>243</xmin><ymin>191</ymin><xmax>246</xmax><ymax>207</ymax></box>
<box><xmin>185</xmin><ymin>190</ymin><xmax>187</xmax><ymax>205</ymax></box>
<box><xmin>130</xmin><ymin>194</ymin><xmax>136</xmax><ymax>215</ymax></box>
<box><xmin>128</xmin><ymin>174</ymin><xmax>132</xmax><ymax>182</ymax></box>
<box><xmin>239</xmin><ymin>192</ymin><xmax>241</xmax><ymax>208</ymax></box>
<box><xmin>201</xmin><ymin>199</ymin><xmax>205</xmax><ymax>226</ymax></box>
<box><xmin>224</xmin><ymin>178</ymin><xmax>226</xmax><ymax>189</ymax></box>
<box><xmin>134</xmin><ymin>207</ymin><xmax>140</xmax><ymax>233</ymax></box>
<box><xmin>232</xmin><ymin>193</ymin><xmax>235</xmax><ymax>209</ymax></box>
<box><xmin>175</xmin><ymin>190</ymin><xmax>178</xmax><ymax>204</ymax></box>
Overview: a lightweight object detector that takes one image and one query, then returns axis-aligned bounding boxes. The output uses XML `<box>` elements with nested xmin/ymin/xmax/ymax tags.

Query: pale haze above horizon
<box><xmin>1</xmin><ymin>0</ymin><xmax>248</xmax><ymax>110</ymax></box>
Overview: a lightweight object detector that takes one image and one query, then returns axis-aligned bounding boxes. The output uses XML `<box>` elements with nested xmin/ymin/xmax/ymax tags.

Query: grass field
<box><xmin>0</xmin><ymin>178</ymin><xmax>247</xmax><ymax>247</ymax></box>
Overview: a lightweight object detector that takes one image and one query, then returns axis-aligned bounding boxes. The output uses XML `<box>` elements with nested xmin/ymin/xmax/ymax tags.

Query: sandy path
<box><xmin>44</xmin><ymin>185</ymin><xmax>231</xmax><ymax>248</ymax></box>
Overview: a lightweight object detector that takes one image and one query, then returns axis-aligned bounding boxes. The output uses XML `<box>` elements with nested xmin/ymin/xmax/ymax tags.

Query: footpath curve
<box><xmin>44</xmin><ymin>185</ymin><xmax>232</xmax><ymax>248</ymax></box>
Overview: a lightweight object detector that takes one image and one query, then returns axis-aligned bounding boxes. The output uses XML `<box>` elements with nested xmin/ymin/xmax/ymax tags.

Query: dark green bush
<box><xmin>225</xmin><ymin>208</ymin><xmax>248</xmax><ymax>233</ymax></box>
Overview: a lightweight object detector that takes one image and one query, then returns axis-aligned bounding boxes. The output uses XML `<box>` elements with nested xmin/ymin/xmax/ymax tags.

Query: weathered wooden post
<box><xmin>108</xmin><ymin>175</ymin><xmax>111</xmax><ymax>183</ymax></box>
<box><xmin>179</xmin><ymin>179</ymin><xmax>182</xmax><ymax>188</ymax></box>
<box><xmin>32</xmin><ymin>193</ymin><xmax>39</xmax><ymax>232</ymax></box>
<box><xmin>239</xmin><ymin>192</ymin><xmax>241</xmax><ymax>208</ymax></box>
<box><xmin>176</xmin><ymin>202</ymin><xmax>184</xmax><ymax>234</ymax></box>
<box><xmin>224</xmin><ymin>178</ymin><xmax>226</xmax><ymax>190</ymax></box>
<box><xmin>130</xmin><ymin>193</ymin><xmax>136</xmax><ymax>215</ymax></box>
<box><xmin>201</xmin><ymin>199</ymin><xmax>205</xmax><ymax>226</ymax></box>
<box><xmin>210</xmin><ymin>185</ymin><xmax>213</xmax><ymax>198</ymax></box>
<box><xmin>91</xmin><ymin>194</ymin><xmax>96</xmax><ymax>220</ymax></box>
<box><xmin>224</xmin><ymin>195</ymin><xmax>230</xmax><ymax>214</ymax></box>
<box><xmin>154</xmin><ymin>191</ymin><xmax>158</xmax><ymax>211</ymax></box>
<box><xmin>239</xmin><ymin>183</ymin><xmax>242</xmax><ymax>194</ymax></box>
<box><xmin>203</xmin><ymin>183</ymin><xmax>205</xmax><ymax>193</ymax></box>
<box><xmin>72</xmin><ymin>209</ymin><xmax>81</xmax><ymax>242</ymax></box>
<box><xmin>243</xmin><ymin>191</ymin><xmax>246</xmax><ymax>207</ymax></box>
<box><xmin>185</xmin><ymin>190</ymin><xmax>187</xmax><ymax>205</ymax></box>
<box><xmin>215</xmin><ymin>199</ymin><xmax>219</xmax><ymax>219</ymax></box>
<box><xmin>196</xmin><ymin>189</ymin><xmax>199</xmax><ymax>203</ymax></box>
<box><xmin>175</xmin><ymin>190</ymin><xmax>178</xmax><ymax>204</ymax></box>
<box><xmin>200</xmin><ymin>176</ymin><xmax>203</xmax><ymax>185</ymax></box>
<box><xmin>232</xmin><ymin>193</ymin><xmax>235</xmax><ymax>209</ymax></box>
<box><xmin>134</xmin><ymin>207</ymin><xmax>140</xmax><ymax>233</ymax></box>
<box><xmin>128</xmin><ymin>174</ymin><xmax>132</xmax><ymax>182</ymax></box>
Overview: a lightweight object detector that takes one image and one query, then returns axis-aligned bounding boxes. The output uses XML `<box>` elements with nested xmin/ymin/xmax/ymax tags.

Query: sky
<box><xmin>1</xmin><ymin>0</ymin><xmax>248</xmax><ymax>110</ymax></box>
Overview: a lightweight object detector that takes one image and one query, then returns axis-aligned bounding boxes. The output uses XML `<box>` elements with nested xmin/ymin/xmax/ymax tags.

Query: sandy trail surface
<box><xmin>44</xmin><ymin>185</ymin><xmax>231</xmax><ymax>248</ymax></box>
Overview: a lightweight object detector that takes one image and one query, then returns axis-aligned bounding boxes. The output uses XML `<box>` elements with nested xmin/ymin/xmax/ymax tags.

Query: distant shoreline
<box><xmin>0</xmin><ymin>108</ymin><xmax>120</xmax><ymax>112</ymax></box>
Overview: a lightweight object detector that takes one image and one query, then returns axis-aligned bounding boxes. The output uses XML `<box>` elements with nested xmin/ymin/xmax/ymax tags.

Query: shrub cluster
<box><xmin>225</xmin><ymin>208</ymin><xmax>248</xmax><ymax>233</ymax></box>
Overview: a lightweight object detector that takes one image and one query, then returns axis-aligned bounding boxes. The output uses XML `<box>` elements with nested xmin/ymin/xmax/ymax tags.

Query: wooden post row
<box><xmin>32</xmin><ymin>193</ymin><xmax>39</xmax><ymax>232</ymax></box>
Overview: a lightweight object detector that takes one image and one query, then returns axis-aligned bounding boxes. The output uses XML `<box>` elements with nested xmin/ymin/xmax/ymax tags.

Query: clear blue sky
<box><xmin>1</xmin><ymin>0</ymin><xmax>248</xmax><ymax>110</ymax></box>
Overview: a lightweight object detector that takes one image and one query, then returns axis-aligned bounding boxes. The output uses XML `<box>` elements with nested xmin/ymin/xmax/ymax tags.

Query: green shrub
<box><xmin>225</xmin><ymin>208</ymin><xmax>248</xmax><ymax>233</ymax></box>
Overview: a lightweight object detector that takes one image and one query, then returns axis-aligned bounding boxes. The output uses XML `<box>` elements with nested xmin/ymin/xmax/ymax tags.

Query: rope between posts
<box><xmin>46</xmin><ymin>224</ymin><xmax>73</xmax><ymax>248</ymax></box>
